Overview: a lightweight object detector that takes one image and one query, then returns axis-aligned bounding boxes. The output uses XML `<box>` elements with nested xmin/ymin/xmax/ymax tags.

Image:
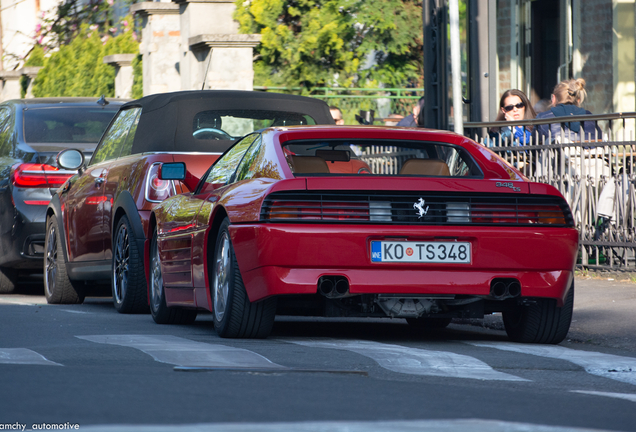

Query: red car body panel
<box><xmin>153</xmin><ymin>126</ymin><xmax>578</xmax><ymax>317</ymax></box>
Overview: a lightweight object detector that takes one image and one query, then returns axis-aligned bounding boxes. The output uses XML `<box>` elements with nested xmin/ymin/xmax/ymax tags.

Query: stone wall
<box><xmin>578</xmin><ymin>0</ymin><xmax>614</xmax><ymax>114</ymax></box>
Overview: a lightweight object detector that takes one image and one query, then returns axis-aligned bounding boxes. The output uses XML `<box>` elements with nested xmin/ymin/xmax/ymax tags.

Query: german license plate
<box><xmin>370</xmin><ymin>241</ymin><xmax>471</xmax><ymax>263</ymax></box>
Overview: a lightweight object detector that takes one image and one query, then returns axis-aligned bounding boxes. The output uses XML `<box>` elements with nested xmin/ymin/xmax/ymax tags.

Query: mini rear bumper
<box><xmin>230</xmin><ymin>223</ymin><xmax>579</xmax><ymax>305</ymax></box>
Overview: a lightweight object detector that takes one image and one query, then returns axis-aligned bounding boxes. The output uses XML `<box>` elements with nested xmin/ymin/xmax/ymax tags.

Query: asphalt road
<box><xmin>1</xmin><ymin>275</ymin><xmax>635</xmax><ymax>432</ymax></box>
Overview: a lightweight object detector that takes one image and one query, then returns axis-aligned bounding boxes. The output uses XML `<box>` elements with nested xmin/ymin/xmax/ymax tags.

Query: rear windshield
<box><xmin>193</xmin><ymin>110</ymin><xmax>317</xmax><ymax>141</ymax></box>
<box><xmin>283</xmin><ymin>139</ymin><xmax>483</xmax><ymax>177</ymax></box>
<box><xmin>24</xmin><ymin>107</ymin><xmax>118</xmax><ymax>144</ymax></box>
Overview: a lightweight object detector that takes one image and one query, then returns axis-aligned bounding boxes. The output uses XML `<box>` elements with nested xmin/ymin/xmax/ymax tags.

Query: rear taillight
<box><xmin>145</xmin><ymin>163</ymin><xmax>175</xmax><ymax>202</ymax></box>
<box><xmin>472</xmin><ymin>204</ymin><xmax>567</xmax><ymax>225</ymax></box>
<box><xmin>265</xmin><ymin>200</ymin><xmax>370</xmax><ymax>221</ymax></box>
<box><xmin>11</xmin><ymin>163</ymin><xmax>74</xmax><ymax>188</ymax></box>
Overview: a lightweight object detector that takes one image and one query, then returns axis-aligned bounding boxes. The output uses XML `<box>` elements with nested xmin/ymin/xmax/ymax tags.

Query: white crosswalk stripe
<box><xmin>283</xmin><ymin>338</ymin><xmax>528</xmax><ymax>381</ymax></box>
<box><xmin>0</xmin><ymin>348</ymin><xmax>62</xmax><ymax>366</ymax></box>
<box><xmin>78</xmin><ymin>419</ymin><xmax>608</xmax><ymax>432</ymax></box>
<box><xmin>571</xmin><ymin>390</ymin><xmax>636</xmax><ymax>403</ymax></box>
<box><xmin>76</xmin><ymin>335</ymin><xmax>285</xmax><ymax>369</ymax></box>
<box><xmin>467</xmin><ymin>342</ymin><xmax>636</xmax><ymax>386</ymax></box>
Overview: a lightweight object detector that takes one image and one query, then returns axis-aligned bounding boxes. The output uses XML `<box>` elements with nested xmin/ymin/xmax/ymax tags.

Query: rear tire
<box><xmin>149</xmin><ymin>227</ymin><xmax>197</xmax><ymax>324</ymax></box>
<box><xmin>112</xmin><ymin>215</ymin><xmax>149</xmax><ymax>314</ymax></box>
<box><xmin>503</xmin><ymin>282</ymin><xmax>574</xmax><ymax>344</ymax></box>
<box><xmin>212</xmin><ymin>218</ymin><xmax>276</xmax><ymax>338</ymax></box>
<box><xmin>44</xmin><ymin>215</ymin><xmax>85</xmax><ymax>304</ymax></box>
<box><xmin>0</xmin><ymin>267</ymin><xmax>17</xmax><ymax>294</ymax></box>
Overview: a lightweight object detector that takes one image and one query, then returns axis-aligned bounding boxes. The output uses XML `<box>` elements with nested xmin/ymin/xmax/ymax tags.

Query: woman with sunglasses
<box><xmin>488</xmin><ymin>89</ymin><xmax>536</xmax><ymax>147</ymax></box>
<box><xmin>536</xmin><ymin>78</ymin><xmax>601</xmax><ymax>143</ymax></box>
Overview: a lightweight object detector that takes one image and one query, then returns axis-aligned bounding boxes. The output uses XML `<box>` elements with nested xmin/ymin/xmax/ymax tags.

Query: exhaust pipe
<box><xmin>318</xmin><ymin>276</ymin><xmax>350</xmax><ymax>298</ymax></box>
<box><xmin>318</xmin><ymin>277</ymin><xmax>334</xmax><ymax>296</ymax></box>
<box><xmin>490</xmin><ymin>279</ymin><xmax>521</xmax><ymax>299</ymax></box>
<box><xmin>335</xmin><ymin>278</ymin><xmax>349</xmax><ymax>296</ymax></box>
<box><xmin>507</xmin><ymin>281</ymin><xmax>521</xmax><ymax>297</ymax></box>
<box><xmin>491</xmin><ymin>281</ymin><xmax>507</xmax><ymax>299</ymax></box>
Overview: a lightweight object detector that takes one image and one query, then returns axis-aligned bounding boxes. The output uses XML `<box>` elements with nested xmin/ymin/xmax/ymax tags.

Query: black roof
<box><xmin>3</xmin><ymin>97</ymin><xmax>127</xmax><ymax>109</ymax></box>
<box><xmin>121</xmin><ymin>90</ymin><xmax>335</xmax><ymax>154</ymax></box>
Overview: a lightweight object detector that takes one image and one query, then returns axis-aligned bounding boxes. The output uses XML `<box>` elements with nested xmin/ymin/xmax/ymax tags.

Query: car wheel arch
<box><xmin>46</xmin><ymin>194</ymin><xmax>70</xmax><ymax>263</ymax></box>
<box><xmin>111</xmin><ymin>191</ymin><xmax>145</xmax><ymax>242</ymax></box>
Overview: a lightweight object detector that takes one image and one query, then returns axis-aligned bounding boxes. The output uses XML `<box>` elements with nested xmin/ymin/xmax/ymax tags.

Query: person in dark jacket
<box><xmin>488</xmin><ymin>89</ymin><xmax>536</xmax><ymax>147</ymax></box>
<box><xmin>536</xmin><ymin>78</ymin><xmax>601</xmax><ymax>142</ymax></box>
<box><xmin>396</xmin><ymin>96</ymin><xmax>425</xmax><ymax>127</ymax></box>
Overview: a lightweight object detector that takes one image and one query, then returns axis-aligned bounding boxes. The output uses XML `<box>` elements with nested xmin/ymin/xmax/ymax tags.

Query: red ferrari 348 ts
<box><xmin>149</xmin><ymin>125</ymin><xmax>578</xmax><ymax>343</ymax></box>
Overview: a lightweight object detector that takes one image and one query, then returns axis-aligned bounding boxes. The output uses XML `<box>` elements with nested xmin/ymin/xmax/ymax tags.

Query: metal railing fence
<box><xmin>465</xmin><ymin>113</ymin><xmax>636</xmax><ymax>271</ymax></box>
<box><xmin>254</xmin><ymin>86</ymin><xmax>423</xmax><ymax>125</ymax></box>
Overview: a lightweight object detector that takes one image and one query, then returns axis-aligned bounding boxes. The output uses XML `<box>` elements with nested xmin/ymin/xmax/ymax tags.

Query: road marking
<box><xmin>61</xmin><ymin>309</ymin><xmax>92</xmax><ymax>314</ymax></box>
<box><xmin>0</xmin><ymin>348</ymin><xmax>62</xmax><ymax>366</ymax></box>
<box><xmin>79</xmin><ymin>419</ymin><xmax>607</xmax><ymax>432</ymax></box>
<box><xmin>572</xmin><ymin>390</ymin><xmax>636</xmax><ymax>403</ymax></box>
<box><xmin>283</xmin><ymin>339</ymin><xmax>527</xmax><ymax>381</ymax></box>
<box><xmin>467</xmin><ymin>342</ymin><xmax>636</xmax><ymax>385</ymax></box>
<box><xmin>76</xmin><ymin>335</ymin><xmax>284</xmax><ymax>369</ymax></box>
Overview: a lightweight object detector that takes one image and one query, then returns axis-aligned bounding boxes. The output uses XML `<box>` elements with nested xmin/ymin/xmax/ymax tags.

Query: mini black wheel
<box><xmin>0</xmin><ymin>267</ymin><xmax>17</xmax><ymax>294</ymax></box>
<box><xmin>112</xmin><ymin>215</ymin><xmax>149</xmax><ymax>314</ymax></box>
<box><xmin>44</xmin><ymin>215</ymin><xmax>85</xmax><ymax>304</ymax></box>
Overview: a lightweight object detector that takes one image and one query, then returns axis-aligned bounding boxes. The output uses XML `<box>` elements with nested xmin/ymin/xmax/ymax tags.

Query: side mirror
<box><xmin>56</xmin><ymin>149</ymin><xmax>85</xmax><ymax>170</ymax></box>
<box><xmin>158</xmin><ymin>162</ymin><xmax>185</xmax><ymax>180</ymax></box>
<box><xmin>158</xmin><ymin>162</ymin><xmax>199</xmax><ymax>192</ymax></box>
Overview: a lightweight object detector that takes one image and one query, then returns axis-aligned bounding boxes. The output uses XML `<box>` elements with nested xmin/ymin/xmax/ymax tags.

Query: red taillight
<box><xmin>472</xmin><ymin>204</ymin><xmax>565</xmax><ymax>224</ymax></box>
<box><xmin>11</xmin><ymin>163</ymin><xmax>73</xmax><ymax>188</ymax></box>
<box><xmin>266</xmin><ymin>201</ymin><xmax>370</xmax><ymax>221</ymax></box>
<box><xmin>145</xmin><ymin>163</ymin><xmax>174</xmax><ymax>202</ymax></box>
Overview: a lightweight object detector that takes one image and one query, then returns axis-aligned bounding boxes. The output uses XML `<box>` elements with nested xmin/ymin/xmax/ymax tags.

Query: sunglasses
<box><xmin>503</xmin><ymin>102</ymin><xmax>525</xmax><ymax>112</ymax></box>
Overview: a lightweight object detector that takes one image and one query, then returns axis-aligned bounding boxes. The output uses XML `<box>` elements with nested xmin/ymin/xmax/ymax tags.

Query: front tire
<box><xmin>0</xmin><ymin>267</ymin><xmax>17</xmax><ymax>294</ymax></box>
<box><xmin>44</xmin><ymin>215</ymin><xmax>85</xmax><ymax>304</ymax></box>
<box><xmin>112</xmin><ymin>215</ymin><xmax>148</xmax><ymax>314</ymax></box>
<box><xmin>503</xmin><ymin>282</ymin><xmax>574</xmax><ymax>344</ymax></box>
<box><xmin>149</xmin><ymin>227</ymin><xmax>197</xmax><ymax>324</ymax></box>
<box><xmin>212</xmin><ymin>218</ymin><xmax>276</xmax><ymax>338</ymax></box>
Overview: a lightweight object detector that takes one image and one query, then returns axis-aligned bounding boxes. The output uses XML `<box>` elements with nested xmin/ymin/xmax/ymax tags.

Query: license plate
<box><xmin>370</xmin><ymin>241</ymin><xmax>471</xmax><ymax>263</ymax></box>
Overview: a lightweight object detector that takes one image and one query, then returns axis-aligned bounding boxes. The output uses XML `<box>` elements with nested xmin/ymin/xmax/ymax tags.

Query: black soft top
<box><xmin>121</xmin><ymin>90</ymin><xmax>335</xmax><ymax>154</ymax></box>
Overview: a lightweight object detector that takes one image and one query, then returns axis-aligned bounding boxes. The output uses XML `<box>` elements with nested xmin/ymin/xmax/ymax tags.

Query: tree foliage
<box><xmin>32</xmin><ymin>24</ymin><xmax>139</xmax><ymax>98</ymax></box>
<box><xmin>234</xmin><ymin>0</ymin><xmax>423</xmax><ymax>90</ymax></box>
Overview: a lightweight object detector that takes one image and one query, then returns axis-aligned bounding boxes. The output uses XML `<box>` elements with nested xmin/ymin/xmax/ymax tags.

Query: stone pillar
<box><xmin>0</xmin><ymin>71</ymin><xmax>22</xmax><ymax>102</ymax></box>
<box><xmin>189</xmin><ymin>35</ymin><xmax>261</xmax><ymax>90</ymax></box>
<box><xmin>21</xmin><ymin>67</ymin><xmax>43</xmax><ymax>99</ymax></box>
<box><xmin>131</xmin><ymin>2</ymin><xmax>181</xmax><ymax>96</ymax></box>
<box><xmin>103</xmin><ymin>54</ymin><xmax>137</xmax><ymax>99</ymax></box>
<box><xmin>175</xmin><ymin>0</ymin><xmax>260</xmax><ymax>91</ymax></box>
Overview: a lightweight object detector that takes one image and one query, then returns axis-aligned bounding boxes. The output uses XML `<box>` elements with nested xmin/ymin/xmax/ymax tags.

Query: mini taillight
<box><xmin>145</xmin><ymin>163</ymin><xmax>175</xmax><ymax>202</ymax></box>
<box><xmin>11</xmin><ymin>163</ymin><xmax>73</xmax><ymax>188</ymax></box>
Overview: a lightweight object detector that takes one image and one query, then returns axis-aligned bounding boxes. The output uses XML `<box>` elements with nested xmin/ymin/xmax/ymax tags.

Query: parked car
<box><xmin>45</xmin><ymin>90</ymin><xmax>334</xmax><ymax>312</ymax></box>
<box><xmin>0</xmin><ymin>97</ymin><xmax>124</xmax><ymax>293</ymax></box>
<box><xmin>149</xmin><ymin>125</ymin><xmax>578</xmax><ymax>343</ymax></box>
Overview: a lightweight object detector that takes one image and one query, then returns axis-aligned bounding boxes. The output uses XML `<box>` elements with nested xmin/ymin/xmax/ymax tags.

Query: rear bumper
<box><xmin>230</xmin><ymin>223</ymin><xmax>578</xmax><ymax>304</ymax></box>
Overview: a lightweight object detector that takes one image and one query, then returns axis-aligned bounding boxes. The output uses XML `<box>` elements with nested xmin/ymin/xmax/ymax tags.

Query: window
<box><xmin>23</xmin><ymin>107</ymin><xmax>119</xmax><ymax>144</ymax></box>
<box><xmin>119</xmin><ymin>109</ymin><xmax>142</xmax><ymax>158</ymax></box>
<box><xmin>90</xmin><ymin>108</ymin><xmax>141</xmax><ymax>166</ymax></box>
<box><xmin>193</xmin><ymin>110</ymin><xmax>317</xmax><ymax>141</ymax></box>
<box><xmin>234</xmin><ymin>135</ymin><xmax>263</xmax><ymax>182</ymax></box>
<box><xmin>0</xmin><ymin>108</ymin><xmax>13</xmax><ymax>157</ymax></box>
<box><xmin>283</xmin><ymin>140</ymin><xmax>483</xmax><ymax>177</ymax></box>
<box><xmin>202</xmin><ymin>134</ymin><xmax>260</xmax><ymax>187</ymax></box>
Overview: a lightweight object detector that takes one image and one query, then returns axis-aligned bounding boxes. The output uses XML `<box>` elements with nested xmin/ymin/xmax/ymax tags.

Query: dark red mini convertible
<box><xmin>44</xmin><ymin>91</ymin><xmax>334</xmax><ymax>312</ymax></box>
<box><xmin>149</xmin><ymin>125</ymin><xmax>578</xmax><ymax>343</ymax></box>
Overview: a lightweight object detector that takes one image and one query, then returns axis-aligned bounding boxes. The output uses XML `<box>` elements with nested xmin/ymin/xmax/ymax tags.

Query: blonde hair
<box><xmin>552</xmin><ymin>78</ymin><xmax>587</xmax><ymax>106</ymax></box>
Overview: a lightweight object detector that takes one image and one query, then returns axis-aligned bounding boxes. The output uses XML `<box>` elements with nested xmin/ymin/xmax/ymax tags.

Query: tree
<box><xmin>234</xmin><ymin>0</ymin><xmax>423</xmax><ymax>90</ymax></box>
<box><xmin>32</xmin><ymin>23</ymin><xmax>139</xmax><ymax>98</ymax></box>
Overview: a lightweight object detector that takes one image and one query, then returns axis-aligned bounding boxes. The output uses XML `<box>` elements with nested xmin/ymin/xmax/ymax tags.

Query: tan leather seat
<box><xmin>399</xmin><ymin>158</ymin><xmax>450</xmax><ymax>176</ymax></box>
<box><xmin>290</xmin><ymin>155</ymin><xmax>330</xmax><ymax>173</ymax></box>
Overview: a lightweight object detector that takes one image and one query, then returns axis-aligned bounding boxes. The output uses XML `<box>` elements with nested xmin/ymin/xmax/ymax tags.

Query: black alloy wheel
<box><xmin>112</xmin><ymin>215</ymin><xmax>149</xmax><ymax>314</ymax></box>
<box><xmin>44</xmin><ymin>215</ymin><xmax>85</xmax><ymax>304</ymax></box>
